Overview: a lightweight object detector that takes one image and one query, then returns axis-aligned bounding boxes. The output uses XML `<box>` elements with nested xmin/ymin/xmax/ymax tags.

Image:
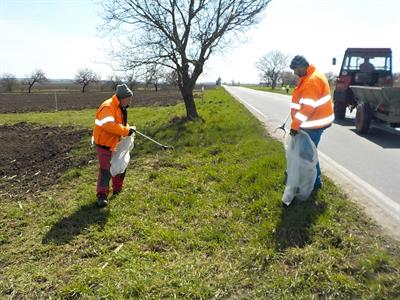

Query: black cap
<box><xmin>290</xmin><ymin>55</ymin><xmax>309</xmax><ymax>69</ymax></box>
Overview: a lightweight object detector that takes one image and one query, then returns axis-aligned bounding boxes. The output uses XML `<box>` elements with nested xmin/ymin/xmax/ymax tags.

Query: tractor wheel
<box><xmin>334</xmin><ymin>101</ymin><xmax>346</xmax><ymax>120</ymax></box>
<box><xmin>355</xmin><ymin>102</ymin><xmax>372</xmax><ymax>134</ymax></box>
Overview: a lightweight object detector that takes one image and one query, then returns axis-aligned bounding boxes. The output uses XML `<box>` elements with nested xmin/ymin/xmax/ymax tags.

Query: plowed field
<box><xmin>0</xmin><ymin>89</ymin><xmax>182</xmax><ymax>113</ymax></box>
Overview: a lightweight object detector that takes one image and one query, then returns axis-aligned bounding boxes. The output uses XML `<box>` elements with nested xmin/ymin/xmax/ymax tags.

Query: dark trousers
<box><xmin>96</xmin><ymin>146</ymin><xmax>125</xmax><ymax>199</ymax></box>
<box><xmin>302</xmin><ymin>127</ymin><xmax>325</xmax><ymax>187</ymax></box>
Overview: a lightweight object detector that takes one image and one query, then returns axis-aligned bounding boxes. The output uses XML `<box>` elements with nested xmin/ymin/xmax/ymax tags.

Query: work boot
<box><xmin>110</xmin><ymin>189</ymin><xmax>121</xmax><ymax>199</ymax></box>
<box><xmin>97</xmin><ymin>195</ymin><xmax>108</xmax><ymax>208</ymax></box>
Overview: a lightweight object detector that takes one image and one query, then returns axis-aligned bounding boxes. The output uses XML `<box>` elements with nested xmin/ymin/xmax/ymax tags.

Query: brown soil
<box><xmin>0</xmin><ymin>89</ymin><xmax>185</xmax><ymax>200</ymax></box>
<box><xmin>0</xmin><ymin>122</ymin><xmax>94</xmax><ymax>201</ymax></box>
<box><xmin>0</xmin><ymin>89</ymin><xmax>183</xmax><ymax>113</ymax></box>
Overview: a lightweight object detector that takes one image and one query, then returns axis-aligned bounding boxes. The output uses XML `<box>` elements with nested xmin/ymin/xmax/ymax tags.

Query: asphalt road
<box><xmin>224</xmin><ymin>85</ymin><xmax>400</xmax><ymax>236</ymax></box>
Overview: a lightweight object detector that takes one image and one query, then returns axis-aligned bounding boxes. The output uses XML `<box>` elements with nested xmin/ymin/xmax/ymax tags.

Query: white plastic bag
<box><xmin>282</xmin><ymin>130</ymin><xmax>318</xmax><ymax>206</ymax></box>
<box><xmin>110</xmin><ymin>135</ymin><xmax>134</xmax><ymax>176</ymax></box>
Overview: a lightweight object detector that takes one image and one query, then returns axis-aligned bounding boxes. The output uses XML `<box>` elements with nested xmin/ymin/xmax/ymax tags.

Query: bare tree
<box><xmin>75</xmin><ymin>68</ymin><xmax>100</xmax><ymax>93</ymax></box>
<box><xmin>256</xmin><ymin>50</ymin><xmax>289</xmax><ymax>89</ymax></box>
<box><xmin>280</xmin><ymin>71</ymin><xmax>298</xmax><ymax>87</ymax></box>
<box><xmin>165</xmin><ymin>70</ymin><xmax>179</xmax><ymax>87</ymax></box>
<box><xmin>25</xmin><ymin>69</ymin><xmax>47</xmax><ymax>93</ymax></box>
<box><xmin>324</xmin><ymin>71</ymin><xmax>337</xmax><ymax>87</ymax></box>
<box><xmin>108</xmin><ymin>73</ymin><xmax>123</xmax><ymax>90</ymax></box>
<box><xmin>124</xmin><ymin>71</ymin><xmax>138</xmax><ymax>91</ymax></box>
<box><xmin>145</xmin><ymin>64</ymin><xmax>164</xmax><ymax>92</ymax></box>
<box><xmin>101</xmin><ymin>0</ymin><xmax>272</xmax><ymax>119</ymax></box>
<box><xmin>1</xmin><ymin>73</ymin><xmax>17</xmax><ymax>92</ymax></box>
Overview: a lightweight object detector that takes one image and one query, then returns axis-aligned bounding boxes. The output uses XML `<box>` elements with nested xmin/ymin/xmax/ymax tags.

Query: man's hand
<box><xmin>289</xmin><ymin>129</ymin><xmax>298</xmax><ymax>136</ymax></box>
<box><xmin>128</xmin><ymin>127</ymin><xmax>136</xmax><ymax>136</ymax></box>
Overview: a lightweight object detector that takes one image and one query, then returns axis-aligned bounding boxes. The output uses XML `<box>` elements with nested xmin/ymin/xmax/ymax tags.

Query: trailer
<box><xmin>350</xmin><ymin>85</ymin><xmax>400</xmax><ymax>133</ymax></box>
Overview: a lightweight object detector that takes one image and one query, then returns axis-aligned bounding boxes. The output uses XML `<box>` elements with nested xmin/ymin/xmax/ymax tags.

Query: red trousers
<box><xmin>96</xmin><ymin>146</ymin><xmax>125</xmax><ymax>199</ymax></box>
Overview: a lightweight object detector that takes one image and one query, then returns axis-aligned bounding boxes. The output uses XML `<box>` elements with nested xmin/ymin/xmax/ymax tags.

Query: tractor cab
<box><xmin>332</xmin><ymin>48</ymin><xmax>393</xmax><ymax>119</ymax></box>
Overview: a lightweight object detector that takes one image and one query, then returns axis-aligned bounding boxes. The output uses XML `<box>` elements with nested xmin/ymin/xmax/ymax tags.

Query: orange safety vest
<box><xmin>92</xmin><ymin>95</ymin><xmax>130</xmax><ymax>151</ymax></box>
<box><xmin>291</xmin><ymin>65</ymin><xmax>334</xmax><ymax>131</ymax></box>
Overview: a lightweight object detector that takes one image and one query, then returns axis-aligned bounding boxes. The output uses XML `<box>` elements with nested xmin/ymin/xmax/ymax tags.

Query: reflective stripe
<box><xmin>91</xmin><ymin>136</ymin><xmax>94</xmax><ymax>145</ymax></box>
<box><xmin>295</xmin><ymin>112</ymin><xmax>308</xmax><ymax>122</ymax></box>
<box><xmin>290</xmin><ymin>103</ymin><xmax>301</xmax><ymax>110</ymax></box>
<box><xmin>316</xmin><ymin>95</ymin><xmax>331</xmax><ymax>106</ymax></box>
<box><xmin>300</xmin><ymin>114</ymin><xmax>335</xmax><ymax>128</ymax></box>
<box><xmin>95</xmin><ymin>116</ymin><xmax>115</xmax><ymax>126</ymax></box>
<box><xmin>299</xmin><ymin>94</ymin><xmax>331</xmax><ymax>108</ymax></box>
<box><xmin>299</xmin><ymin>98</ymin><xmax>315</xmax><ymax>107</ymax></box>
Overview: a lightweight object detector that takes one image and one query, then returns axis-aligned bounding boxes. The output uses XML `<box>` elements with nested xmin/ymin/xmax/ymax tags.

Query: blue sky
<box><xmin>0</xmin><ymin>0</ymin><xmax>108</xmax><ymax>79</ymax></box>
<box><xmin>1</xmin><ymin>0</ymin><xmax>399</xmax><ymax>83</ymax></box>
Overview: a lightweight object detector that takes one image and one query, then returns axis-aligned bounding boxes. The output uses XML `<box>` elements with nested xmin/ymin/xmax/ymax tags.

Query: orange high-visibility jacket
<box><xmin>291</xmin><ymin>65</ymin><xmax>334</xmax><ymax>131</ymax></box>
<box><xmin>92</xmin><ymin>95</ymin><xmax>130</xmax><ymax>151</ymax></box>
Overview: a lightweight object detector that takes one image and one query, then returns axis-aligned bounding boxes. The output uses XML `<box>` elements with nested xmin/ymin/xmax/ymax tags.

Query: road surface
<box><xmin>224</xmin><ymin>85</ymin><xmax>400</xmax><ymax>239</ymax></box>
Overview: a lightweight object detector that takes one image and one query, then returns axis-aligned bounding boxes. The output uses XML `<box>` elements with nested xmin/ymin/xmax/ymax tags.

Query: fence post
<box><xmin>54</xmin><ymin>91</ymin><xmax>58</xmax><ymax>111</ymax></box>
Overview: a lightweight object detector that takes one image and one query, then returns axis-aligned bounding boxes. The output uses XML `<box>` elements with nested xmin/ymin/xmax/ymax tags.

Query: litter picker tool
<box><xmin>131</xmin><ymin>127</ymin><xmax>174</xmax><ymax>150</ymax></box>
<box><xmin>274</xmin><ymin>111</ymin><xmax>291</xmax><ymax>136</ymax></box>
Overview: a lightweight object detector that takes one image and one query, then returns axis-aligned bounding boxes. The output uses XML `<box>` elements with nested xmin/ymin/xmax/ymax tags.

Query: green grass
<box><xmin>1</xmin><ymin>88</ymin><xmax>399</xmax><ymax>298</ymax></box>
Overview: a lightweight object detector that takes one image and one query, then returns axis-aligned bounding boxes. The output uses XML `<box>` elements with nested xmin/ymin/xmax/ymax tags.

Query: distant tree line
<box><xmin>0</xmin><ymin>66</ymin><xmax>193</xmax><ymax>93</ymax></box>
<box><xmin>5</xmin><ymin>59</ymin><xmax>397</xmax><ymax>94</ymax></box>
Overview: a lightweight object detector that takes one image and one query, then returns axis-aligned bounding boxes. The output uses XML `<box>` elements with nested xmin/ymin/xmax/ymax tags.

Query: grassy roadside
<box><xmin>1</xmin><ymin>88</ymin><xmax>399</xmax><ymax>298</ymax></box>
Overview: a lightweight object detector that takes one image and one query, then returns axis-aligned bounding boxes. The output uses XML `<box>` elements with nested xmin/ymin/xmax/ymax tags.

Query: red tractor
<box><xmin>333</xmin><ymin>48</ymin><xmax>393</xmax><ymax>119</ymax></box>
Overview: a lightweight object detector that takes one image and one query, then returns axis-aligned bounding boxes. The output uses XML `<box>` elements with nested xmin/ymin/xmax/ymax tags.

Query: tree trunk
<box><xmin>180</xmin><ymin>86</ymin><xmax>199</xmax><ymax>120</ymax></box>
<box><xmin>271</xmin><ymin>82</ymin><xmax>276</xmax><ymax>89</ymax></box>
<box><xmin>28</xmin><ymin>83</ymin><xmax>34</xmax><ymax>93</ymax></box>
<box><xmin>179</xmin><ymin>63</ymin><xmax>201</xmax><ymax>120</ymax></box>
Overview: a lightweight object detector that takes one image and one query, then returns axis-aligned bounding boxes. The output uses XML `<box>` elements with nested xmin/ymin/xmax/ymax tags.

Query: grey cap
<box><xmin>116</xmin><ymin>84</ymin><xmax>133</xmax><ymax>99</ymax></box>
<box><xmin>289</xmin><ymin>55</ymin><xmax>309</xmax><ymax>69</ymax></box>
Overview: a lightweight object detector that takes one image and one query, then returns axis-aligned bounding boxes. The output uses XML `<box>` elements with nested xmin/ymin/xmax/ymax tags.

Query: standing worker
<box><xmin>288</xmin><ymin>55</ymin><xmax>334</xmax><ymax>190</ymax></box>
<box><xmin>92</xmin><ymin>84</ymin><xmax>135</xmax><ymax>208</ymax></box>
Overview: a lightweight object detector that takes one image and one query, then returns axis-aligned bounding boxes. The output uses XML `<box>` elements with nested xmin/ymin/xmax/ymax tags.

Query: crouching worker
<box><xmin>92</xmin><ymin>84</ymin><xmax>135</xmax><ymax>208</ymax></box>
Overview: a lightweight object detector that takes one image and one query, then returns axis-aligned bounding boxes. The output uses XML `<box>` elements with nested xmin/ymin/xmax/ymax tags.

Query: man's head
<box><xmin>290</xmin><ymin>55</ymin><xmax>309</xmax><ymax>77</ymax></box>
<box><xmin>116</xmin><ymin>84</ymin><xmax>133</xmax><ymax>107</ymax></box>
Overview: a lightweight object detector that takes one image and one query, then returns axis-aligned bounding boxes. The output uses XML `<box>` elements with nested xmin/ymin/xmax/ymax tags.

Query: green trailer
<box><xmin>350</xmin><ymin>85</ymin><xmax>400</xmax><ymax>133</ymax></box>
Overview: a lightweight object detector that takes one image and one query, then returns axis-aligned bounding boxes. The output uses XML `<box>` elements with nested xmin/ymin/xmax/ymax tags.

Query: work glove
<box><xmin>289</xmin><ymin>129</ymin><xmax>298</xmax><ymax>136</ymax></box>
<box><xmin>128</xmin><ymin>126</ymin><xmax>136</xmax><ymax>136</ymax></box>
